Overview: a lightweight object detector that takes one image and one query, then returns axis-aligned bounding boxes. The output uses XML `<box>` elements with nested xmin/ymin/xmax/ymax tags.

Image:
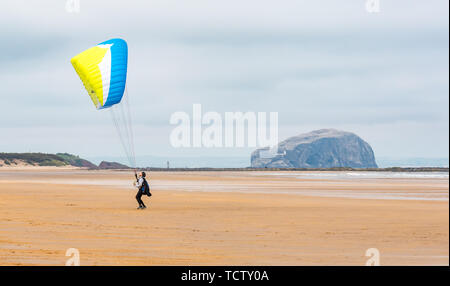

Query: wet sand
<box><xmin>0</xmin><ymin>169</ymin><xmax>448</xmax><ymax>265</ymax></box>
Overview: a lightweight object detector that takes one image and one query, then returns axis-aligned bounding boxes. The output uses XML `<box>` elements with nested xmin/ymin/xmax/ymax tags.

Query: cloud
<box><xmin>0</xmin><ymin>0</ymin><xmax>448</xmax><ymax>159</ymax></box>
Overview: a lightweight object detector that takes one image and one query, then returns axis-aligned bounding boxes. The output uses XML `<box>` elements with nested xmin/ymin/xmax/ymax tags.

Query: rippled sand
<box><xmin>0</xmin><ymin>169</ymin><xmax>448</xmax><ymax>265</ymax></box>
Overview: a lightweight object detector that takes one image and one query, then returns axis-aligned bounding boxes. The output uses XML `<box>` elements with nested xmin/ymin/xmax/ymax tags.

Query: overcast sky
<box><xmin>0</xmin><ymin>0</ymin><xmax>448</xmax><ymax>162</ymax></box>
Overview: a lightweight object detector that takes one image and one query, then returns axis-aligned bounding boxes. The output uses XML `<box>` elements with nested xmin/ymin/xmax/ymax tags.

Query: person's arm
<box><xmin>135</xmin><ymin>178</ymin><xmax>143</xmax><ymax>188</ymax></box>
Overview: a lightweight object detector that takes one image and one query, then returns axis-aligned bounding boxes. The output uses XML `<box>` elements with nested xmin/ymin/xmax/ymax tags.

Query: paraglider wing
<box><xmin>70</xmin><ymin>38</ymin><xmax>136</xmax><ymax>169</ymax></box>
<box><xmin>71</xmin><ymin>38</ymin><xmax>128</xmax><ymax>109</ymax></box>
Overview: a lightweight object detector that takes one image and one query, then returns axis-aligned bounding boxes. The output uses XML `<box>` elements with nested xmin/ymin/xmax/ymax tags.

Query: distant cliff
<box><xmin>98</xmin><ymin>161</ymin><xmax>129</xmax><ymax>169</ymax></box>
<box><xmin>251</xmin><ymin>129</ymin><xmax>378</xmax><ymax>168</ymax></box>
<box><xmin>0</xmin><ymin>153</ymin><xmax>97</xmax><ymax>168</ymax></box>
<box><xmin>0</xmin><ymin>152</ymin><xmax>134</xmax><ymax>169</ymax></box>
<box><xmin>55</xmin><ymin>153</ymin><xmax>97</xmax><ymax>168</ymax></box>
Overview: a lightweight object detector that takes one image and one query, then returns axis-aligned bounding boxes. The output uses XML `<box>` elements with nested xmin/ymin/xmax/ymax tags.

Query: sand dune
<box><xmin>0</xmin><ymin>169</ymin><xmax>448</xmax><ymax>265</ymax></box>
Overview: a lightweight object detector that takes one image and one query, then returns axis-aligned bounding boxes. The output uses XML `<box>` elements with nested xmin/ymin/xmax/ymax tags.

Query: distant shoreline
<box><xmin>2</xmin><ymin>153</ymin><xmax>448</xmax><ymax>171</ymax></box>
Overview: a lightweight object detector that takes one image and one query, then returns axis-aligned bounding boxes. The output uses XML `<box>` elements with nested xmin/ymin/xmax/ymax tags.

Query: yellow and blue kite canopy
<box><xmin>71</xmin><ymin>38</ymin><xmax>128</xmax><ymax>109</ymax></box>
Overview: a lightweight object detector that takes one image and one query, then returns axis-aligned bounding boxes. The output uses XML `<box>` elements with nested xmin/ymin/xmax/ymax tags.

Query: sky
<box><xmin>0</xmin><ymin>0</ymin><xmax>448</xmax><ymax>166</ymax></box>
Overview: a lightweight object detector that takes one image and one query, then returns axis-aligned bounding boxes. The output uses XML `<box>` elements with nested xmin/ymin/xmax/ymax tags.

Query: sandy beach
<box><xmin>0</xmin><ymin>168</ymin><xmax>448</xmax><ymax>265</ymax></box>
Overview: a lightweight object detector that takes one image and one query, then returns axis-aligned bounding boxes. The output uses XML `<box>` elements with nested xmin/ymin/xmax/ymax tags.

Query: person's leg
<box><xmin>140</xmin><ymin>194</ymin><xmax>146</xmax><ymax>208</ymax></box>
<box><xmin>136</xmin><ymin>191</ymin><xmax>144</xmax><ymax>207</ymax></box>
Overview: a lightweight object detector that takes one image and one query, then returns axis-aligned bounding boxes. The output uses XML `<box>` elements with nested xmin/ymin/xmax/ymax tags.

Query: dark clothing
<box><xmin>136</xmin><ymin>190</ymin><xmax>146</xmax><ymax>208</ymax></box>
<box><xmin>141</xmin><ymin>178</ymin><xmax>151</xmax><ymax>197</ymax></box>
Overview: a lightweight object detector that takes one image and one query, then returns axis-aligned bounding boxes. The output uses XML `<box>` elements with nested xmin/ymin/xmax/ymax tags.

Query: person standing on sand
<box><xmin>135</xmin><ymin>171</ymin><xmax>151</xmax><ymax>209</ymax></box>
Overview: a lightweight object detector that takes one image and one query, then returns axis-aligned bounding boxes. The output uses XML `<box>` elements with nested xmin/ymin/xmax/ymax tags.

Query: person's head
<box><xmin>141</xmin><ymin>171</ymin><xmax>146</xmax><ymax>178</ymax></box>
